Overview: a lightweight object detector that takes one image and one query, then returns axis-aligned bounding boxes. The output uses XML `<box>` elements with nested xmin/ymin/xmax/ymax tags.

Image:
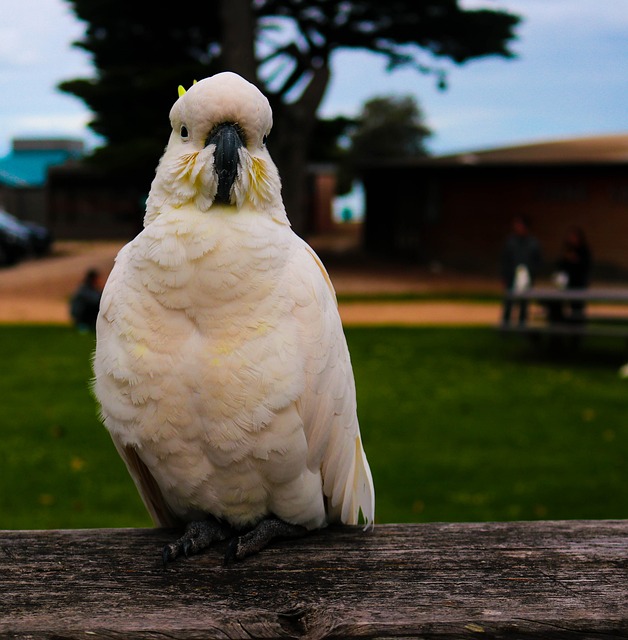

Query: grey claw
<box><xmin>162</xmin><ymin>545</ymin><xmax>174</xmax><ymax>569</ymax></box>
<box><xmin>222</xmin><ymin>517</ymin><xmax>308</xmax><ymax>565</ymax></box>
<box><xmin>223</xmin><ymin>538</ymin><xmax>239</xmax><ymax>566</ymax></box>
<box><xmin>162</xmin><ymin>517</ymin><xmax>233</xmax><ymax>565</ymax></box>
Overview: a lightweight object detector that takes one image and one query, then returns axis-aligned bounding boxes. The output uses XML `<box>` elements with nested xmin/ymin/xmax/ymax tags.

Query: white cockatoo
<box><xmin>93</xmin><ymin>72</ymin><xmax>374</xmax><ymax>564</ymax></box>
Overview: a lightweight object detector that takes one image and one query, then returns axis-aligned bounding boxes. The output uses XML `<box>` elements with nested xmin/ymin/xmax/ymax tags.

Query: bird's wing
<box><xmin>290</xmin><ymin>239</ymin><xmax>374</xmax><ymax>527</ymax></box>
<box><xmin>110</xmin><ymin>434</ymin><xmax>182</xmax><ymax>528</ymax></box>
<box><xmin>96</xmin><ymin>244</ymin><xmax>182</xmax><ymax>529</ymax></box>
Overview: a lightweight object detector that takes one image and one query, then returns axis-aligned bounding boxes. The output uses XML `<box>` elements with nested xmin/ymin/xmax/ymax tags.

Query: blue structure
<box><xmin>0</xmin><ymin>139</ymin><xmax>84</xmax><ymax>188</ymax></box>
<box><xmin>0</xmin><ymin>139</ymin><xmax>84</xmax><ymax>223</ymax></box>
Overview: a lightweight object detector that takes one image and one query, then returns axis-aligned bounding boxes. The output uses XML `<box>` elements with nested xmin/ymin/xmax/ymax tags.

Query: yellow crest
<box><xmin>177</xmin><ymin>80</ymin><xmax>199</xmax><ymax>98</ymax></box>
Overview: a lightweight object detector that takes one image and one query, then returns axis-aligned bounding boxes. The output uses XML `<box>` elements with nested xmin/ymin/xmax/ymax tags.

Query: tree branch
<box><xmin>293</xmin><ymin>63</ymin><xmax>330</xmax><ymax>121</ymax></box>
<box><xmin>219</xmin><ymin>0</ymin><xmax>257</xmax><ymax>82</ymax></box>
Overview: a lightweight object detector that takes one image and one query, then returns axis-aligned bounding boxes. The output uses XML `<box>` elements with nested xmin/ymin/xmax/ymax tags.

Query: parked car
<box><xmin>19</xmin><ymin>219</ymin><xmax>53</xmax><ymax>256</ymax></box>
<box><xmin>0</xmin><ymin>211</ymin><xmax>31</xmax><ymax>266</ymax></box>
<box><xmin>0</xmin><ymin>209</ymin><xmax>53</xmax><ymax>265</ymax></box>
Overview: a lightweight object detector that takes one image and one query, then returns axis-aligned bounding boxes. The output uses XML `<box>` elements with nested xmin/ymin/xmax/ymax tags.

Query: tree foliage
<box><xmin>257</xmin><ymin>0</ymin><xmax>520</xmax><ymax>92</ymax></box>
<box><xmin>320</xmin><ymin>95</ymin><xmax>432</xmax><ymax>195</ymax></box>
<box><xmin>60</xmin><ymin>0</ymin><xmax>520</xmax><ymax>230</ymax></box>
<box><xmin>350</xmin><ymin>96</ymin><xmax>431</xmax><ymax>160</ymax></box>
<box><xmin>59</xmin><ymin>2</ymin><xmax>222</xmax><ymax>184</ymax></box>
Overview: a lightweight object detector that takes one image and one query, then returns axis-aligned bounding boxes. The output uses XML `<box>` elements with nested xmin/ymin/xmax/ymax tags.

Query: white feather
<box><xmin>93</xmin><ymin>72</ymin><xmax>374</xmax><ymax>532</ymax></box>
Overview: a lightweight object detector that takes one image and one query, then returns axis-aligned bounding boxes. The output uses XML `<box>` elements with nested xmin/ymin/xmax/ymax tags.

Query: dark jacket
<box><xmin>501</xmin><ymin>233</ymin><xmax>542</xmax><ymax>287</ymax></box>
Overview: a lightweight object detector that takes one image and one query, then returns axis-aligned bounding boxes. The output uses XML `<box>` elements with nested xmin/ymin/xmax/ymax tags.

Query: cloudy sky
<box><xmin>1</xmin><ymin>0</ymin><xmax>627</xmax><ymax>157</ymax></box>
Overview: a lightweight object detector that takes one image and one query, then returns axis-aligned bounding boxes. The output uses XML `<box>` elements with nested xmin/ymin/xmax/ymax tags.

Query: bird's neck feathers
<box><xmin>144</xmin><ymin>143</ymin><xmax>288</xmax><ymax>227</ymax></box>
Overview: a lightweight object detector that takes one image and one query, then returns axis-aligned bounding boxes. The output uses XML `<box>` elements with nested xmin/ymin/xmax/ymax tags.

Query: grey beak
<box><xmin>206</xmin><ymin>123</ymin><xmax>244</xmax><ymax>204</ymax></box>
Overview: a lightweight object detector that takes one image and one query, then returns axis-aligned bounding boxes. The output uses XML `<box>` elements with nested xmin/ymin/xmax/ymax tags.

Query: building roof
<box><xmin>439</xmin><ymin>134</ymin><xmax>628</xmax><ymax>165</ymax></box>
<box><xmin>0</xmin><ymin>139</ymin><xmax>84</xmax><ymax>188</ymax></box>
<box><xmin>363</xmin><ymin>134</ymin><xmax>628</xmax><ymax>169</ymax></box>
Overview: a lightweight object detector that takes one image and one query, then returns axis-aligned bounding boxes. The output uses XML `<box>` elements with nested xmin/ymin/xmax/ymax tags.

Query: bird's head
<box><xmin>145</xmin><ymin>72</ymin><xmax>286</xmax><ymax>225</ymax></box>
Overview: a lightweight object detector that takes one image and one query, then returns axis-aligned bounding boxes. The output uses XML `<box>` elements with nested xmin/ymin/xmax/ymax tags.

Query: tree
<box><xmin>60</xmin><ymin>0</ymin><xmax>520</xmax><ymax>234</ymax></box>
<box><xmin>349</xmin><ymin>95</ymin><xmax>431</xmax><ymax>160</ymax></box>
<box><xmin>59</xmin><ymin>2</ymin><xmax>223</xmax><ymax>187</ymax></box>
<box><xmin>325</xmin><ymin>95</ymin><xmax>431</xmax><ymax>196</ymax></box>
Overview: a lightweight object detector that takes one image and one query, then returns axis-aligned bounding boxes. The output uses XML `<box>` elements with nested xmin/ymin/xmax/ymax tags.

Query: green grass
<box><xmin>350</xmin><ymin>328</ymin><xmax>628</xmax><ymax>523</ymax></box>
<box><xmin>0</xmin><ymin>325</ymin><xmax>150</xmax><ymax>529</ymax></box>
<box><xmin>0</xmin><ymin>324</ymin><xmax>626</xmax><ymax>529</ymax></box>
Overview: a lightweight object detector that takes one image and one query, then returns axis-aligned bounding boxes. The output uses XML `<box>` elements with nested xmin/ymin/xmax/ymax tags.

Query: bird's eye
<box><xmin>180</xmin><ymin>125</ymin><xmax>189</xmax><ymax>140</ymax></box>
<box><xmin>262</xmin><ymin>134</ymin><xmax>268</xmax><ymax>146</ymax></box>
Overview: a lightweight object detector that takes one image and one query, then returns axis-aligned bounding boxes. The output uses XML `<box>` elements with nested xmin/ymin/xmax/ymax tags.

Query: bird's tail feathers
<box><xmin>341</xmin><ymin>436</ymin><xmax>375</xmax><ymax>530</ymax></box>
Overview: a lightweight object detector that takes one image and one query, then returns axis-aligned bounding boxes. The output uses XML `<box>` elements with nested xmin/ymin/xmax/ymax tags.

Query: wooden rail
<box><xmin>1</xmin><ymin>521</ymin><xmax>627</xmax><ymax>638</ymax></box>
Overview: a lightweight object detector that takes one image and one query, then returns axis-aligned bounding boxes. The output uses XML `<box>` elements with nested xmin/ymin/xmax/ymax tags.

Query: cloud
<box><xmin>0</xmin><ymin>28</ymin><xmax>40</xmax><ymax>67</ymax></box>
<box><xmin>463</xmin><ymin>0</ymin><xmax>628</xmax><ymax>29</ymax></box>
<box><xmin>1</xmin><ymin>0</ymin><xmax>89</xmax><ymax>73</ymax></box>
<box><xmin>9</xmin><ymin>112</ymin><xmax>92</xmax><ymax>133</ymax></box>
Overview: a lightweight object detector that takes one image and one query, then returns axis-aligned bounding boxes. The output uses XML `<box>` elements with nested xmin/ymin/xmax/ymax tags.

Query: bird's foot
<box><xmin>162</xmin><ymin>516</ymin><xmax>232</xmax><ymax>566</ymax></box>
<box><xmin>224</xmin><ymin>516</ymin><xmax>308</xmax><ymax>565</ymax></box>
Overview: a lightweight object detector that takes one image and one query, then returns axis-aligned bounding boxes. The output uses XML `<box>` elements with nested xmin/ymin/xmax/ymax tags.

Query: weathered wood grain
<box><xmin>0</xmin><ymin>521</ymin><xmax>627</xmax><ymax>639</ymax></box>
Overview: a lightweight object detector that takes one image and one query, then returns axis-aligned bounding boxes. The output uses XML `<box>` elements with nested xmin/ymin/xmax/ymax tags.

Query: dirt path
<box><xmin>338</xmin><ymin>301</ymin><xmax>499</xmax><ymax>325</ymax></box>
<box><xmin>0</xmin><ymin>241</ymin><xmax>502</xmax><ymax>325</ymax></box>
<box><xmin>0</xmin><ymin>242</ymin><xmax>120</xmax><ymax>324</ymax></box>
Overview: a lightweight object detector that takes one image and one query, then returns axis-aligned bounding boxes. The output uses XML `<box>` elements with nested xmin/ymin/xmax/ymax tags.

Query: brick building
<box><xmin>47</xmin><ymin>162</ymin><xmax>336</xmax><ymax>241</ymax></box>
<box><xmin>47</xmin><ymin>163</ymin><xmax>145</xmax><ymax>240</ymax></box>
<box><xmin>361</xmin><ymin>134</ymin><xmax>628</xmax><ymax>277</ymax></box>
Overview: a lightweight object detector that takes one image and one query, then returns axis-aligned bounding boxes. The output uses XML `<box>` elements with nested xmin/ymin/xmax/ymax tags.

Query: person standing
<box><xmin>500</xmin><ymin>215</ymin><xmax>542</xmax><ymax>325</ymax></box>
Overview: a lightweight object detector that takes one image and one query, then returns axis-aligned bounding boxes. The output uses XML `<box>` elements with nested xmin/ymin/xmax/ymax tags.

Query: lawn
<box><xmin>0</xmin><ymin>324</ymin><xmax>626</xmax><ymax>529</ymax></box>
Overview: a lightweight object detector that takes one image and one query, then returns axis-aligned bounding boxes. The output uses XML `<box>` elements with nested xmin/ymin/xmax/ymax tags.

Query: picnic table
<box><xmin>499</xmin><ymin>287</ymin><xmax>628</xmax><ymax>342</ymax></box>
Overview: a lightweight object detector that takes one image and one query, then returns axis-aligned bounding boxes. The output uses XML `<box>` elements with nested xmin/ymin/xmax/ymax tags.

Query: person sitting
<box><xmin>553</xmin><ymin>226</ymin><xmax>592</xmax><ymax>323</ymax></box>
<box><xmin>70</xmin><ymin>268</ymin><xmax>102</xmax><ymax>331</ymax></box>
